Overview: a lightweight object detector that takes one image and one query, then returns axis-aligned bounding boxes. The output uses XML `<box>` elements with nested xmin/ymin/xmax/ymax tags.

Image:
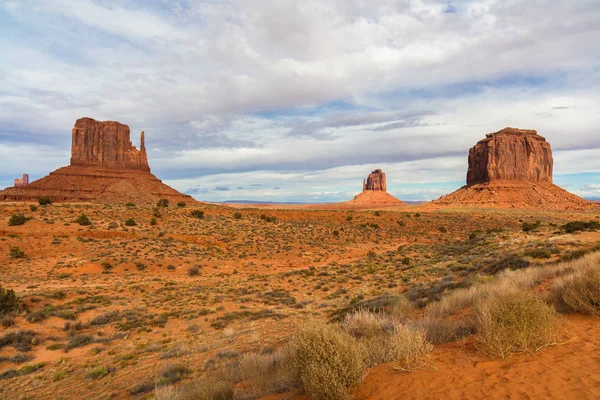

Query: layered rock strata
<box><xmin>0</xmin><ymin>118</ymin><xmax>193</xmax><ymax>204</ymax></box>
<box><xmin>434</xmin><ymin>128</ymin><xmax>596</xmax><ymax>210</ymax></box>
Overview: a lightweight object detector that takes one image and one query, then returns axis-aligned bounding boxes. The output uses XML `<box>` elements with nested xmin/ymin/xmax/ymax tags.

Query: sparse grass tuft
<box><xmin>291</xmin><ymin>320</ymin><xmax>365</xmax><ymax>400</ymax></box>
<box><xmin>474</xmin><ymin>292</ymin><xmax>558</xmax><ymax>359</ymax></box>
<box><xmin>551</xmin><ymin>268</ymin><xmax>600</xmax><ymax>316</ymax></box>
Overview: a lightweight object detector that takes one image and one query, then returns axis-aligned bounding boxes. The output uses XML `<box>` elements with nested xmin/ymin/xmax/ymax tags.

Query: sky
<box><xmin>1</xmin><ymin>0</ymin><xmax>599</xmax><ymax>202</ymax></box>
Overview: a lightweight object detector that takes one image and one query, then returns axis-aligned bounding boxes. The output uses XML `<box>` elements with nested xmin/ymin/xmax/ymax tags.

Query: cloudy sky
<box><xmin>1</xmin><ymin>0</ymin><xmax>599</xmax><ymax>202</ymax></box>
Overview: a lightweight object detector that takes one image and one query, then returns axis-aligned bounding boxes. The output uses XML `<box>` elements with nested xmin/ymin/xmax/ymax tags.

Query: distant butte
<box><xmin>0</xmin><ymin>118</ymin><xmax>194</xmax><ymax>204</ymax></box>
<box><xmin>434</xmin><ymin>127</ymin><xmax>596</xmax><ymax>210</ymax></box>
<box><xmin>347</xmin><ymin>169</ymin><xmax>405</xmax><ymax>207</ymax></box>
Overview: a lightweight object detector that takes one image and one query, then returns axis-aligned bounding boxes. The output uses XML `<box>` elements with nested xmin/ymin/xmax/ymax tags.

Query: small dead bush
<box><xmin>387</xmin><ymin>325</ymin><xmax>433</xmax><ymax>371</ymax></box>
<box><xmin>341</xmin><ymin>309</ymin><xmax>396</xmax><ymax>339</ymax></box>
<box><xmin>474</xmin><ymin>292</ymin><xmax>558</xmax><ymax>359</ymax></box>
<box><xmin>551</xmin><ymin>268</ymin><xmax>600</xmax><ymax>316</ymax></box>
<box><xmin>291</xmin><ymin>320</ymin><xmax>365</xmax><ymax>400</ymax></box>
<box><xmin>170</xmin><ymin>378</ymin><xmax>234</xmax><ymax>400</ymax></box>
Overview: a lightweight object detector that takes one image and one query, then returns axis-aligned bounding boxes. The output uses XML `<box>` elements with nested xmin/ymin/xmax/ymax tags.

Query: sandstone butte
<box><xmin>347</xmin><ymin>169</ymin><xmax>405</xmax><ymax>207</ymax></box>
<box><xmin>434</xmin><ymin>127</ymin><xmax>597</xmax><ymax>210</ymax></box>
<box><xmin>0</xmin><ymin>117</ymin><xmax>194</xmax><ymax>205</ymax></box>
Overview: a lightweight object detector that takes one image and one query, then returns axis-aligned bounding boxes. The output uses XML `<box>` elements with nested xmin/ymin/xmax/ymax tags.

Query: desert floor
<box><xmin>1</xmin><ymin>201</ymin><xmax>599</xmax><ymax>399</ymax></box>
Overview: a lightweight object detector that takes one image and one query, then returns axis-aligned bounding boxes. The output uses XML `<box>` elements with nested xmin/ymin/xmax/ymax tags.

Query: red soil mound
<box><xmin>0</xmin><ymin>117</ymin><xmax>194</xmax><ymax>205</ymax></box>
<box><xmin>433</xmin><ymin>180</ymin><xmax>597</xmax><ymax>210</ymax></box>
<box><xmin>355</xmin><ymin>314</ymin><xmax>600</xmax><ymax>400</ymax></box>
<box><xmin>0</xmin><ymin>166</ymin><xmax>194</xmax><ymax>204</ymax></box>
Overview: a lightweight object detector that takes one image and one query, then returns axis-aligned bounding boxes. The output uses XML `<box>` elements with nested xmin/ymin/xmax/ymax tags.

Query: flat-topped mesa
<box><xmin>363</xmin><ymin>169</ymin><xmax>387</xmax><ymax>191</ymax></box>
<box><xmin>467</xmin><ymin>127</ymin><xmax>553</xmax><ymax>185</ymax></box>
<box><xmin>70</xmin><ymin>117</ymin><xmax>150</xmax><ymax>172</ymax></box>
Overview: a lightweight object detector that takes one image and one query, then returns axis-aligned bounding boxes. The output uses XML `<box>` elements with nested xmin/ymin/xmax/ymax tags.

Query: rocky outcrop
<box><xmin>342</xmin><ymin>168</ymin><xmax>404</xmax><ymax>208</ymax></box>
<box><xmin>14</xmin><ymin>174</ymin><xmax>29</xmax><ymax>187</ymax></box>
<box><xmin>363</xmin><ymin>169</ymin><xmax>387</xmax><ymax>191</ymax></box>
<box><xmin>434</xmin><ymin>128</ymin><xmax>596</xmax><ymax>210</ymax></box>
<box><xmin>71</xmin><ymin>118</ymin><xmax>149</xmax><ymax>171</ymax></box>
<box><xmin>467</xmin><ymin>128</ymin><xmax>553</xmax><ymax>185</ymax></box>
<box><xmin>0</xmin><ymin>118</ymin><xmax>194</xmax><ymax>204</ymax></box>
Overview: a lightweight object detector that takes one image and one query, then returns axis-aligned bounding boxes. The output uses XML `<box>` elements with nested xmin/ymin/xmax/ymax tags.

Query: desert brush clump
<box><xmin>0</xmin><ymin>285</ymin><xmax>20</xmax><ymax>315</ymax></box>
<box><xmin>8</xmin><ymin>214</ymin><xmax>30</xmax><ymax>226</ymax></box>
<box><xmin>551</xmin><ymin>268</ymin><xmax>600</xmax><ymax>317</ymax></box>
<box><xmin>341</xmin><ymin>310</ymin><xmax>433</xmax><ymax>369</ymax></box>
<box><xmin>38</xmin><ymin>196</ymin><xmax>52</xmax><ymax>205</ymax></box>
<box><xmin>75</xmin><ymin>213</ymin><xmax>92</xmax><ymax>226</ymax></box>
<box><xmin>157</xmin><ymin>198</ymin><xmax>170</xmax><ymax>207</ymax></box>
<box><xmin>9</xmin><ymin>246</ymin><xmax>25</xmax><ymax>259</ymax></box>
<box><xmin>291</xmin><ymin>320</ymin><xmax>366</xmax><ymax>400</ymax></box>
<box><xmin>474</xmin><ymin>291</ymin><xmax>558</xmax><ymax>359</ymax></box>
<box><xmin>190</xmin><ymin>210</ymin><xmax>205</xmax><ymax>219</ymax></box>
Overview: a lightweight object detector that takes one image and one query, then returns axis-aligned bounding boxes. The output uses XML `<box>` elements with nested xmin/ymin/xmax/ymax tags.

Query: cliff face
<box><xmin>434</xmin><ymin>127</ymin><xmax>596</xmax><ymax>210</ymax></box>
<box><xmin>363</xmin><ymin>169</ymin><xmax>387</xmax><ymax>191</ymax></box>
<box><xmin>0</xmin><ymin>117</ymin><xmax>194</xmax><ymax>204</ymax></box>
<box><xmin>466</xmin><ymin>128</ymin><xmax>553</xmax><ymax>185</ymax></box>
<box><xmin>70</xmin><ymin>118</ymin><xmax>150</xmax><ymax>171</ymax></box>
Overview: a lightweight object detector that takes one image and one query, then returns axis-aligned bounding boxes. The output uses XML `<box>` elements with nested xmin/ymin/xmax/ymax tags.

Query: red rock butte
<box><xmin>434</xmin><ymin>127</ymin><xmax>596</xmax><ymax>210</ymax></box>
<box><xmin>0</xmin><ymin>118</ymin><xmax>194</xmax><ymax>204</ymax></box>
<box><xmin>348</xmin><ymin>169</ymin><xmax>404</xmax><ymax>207</ymax></box>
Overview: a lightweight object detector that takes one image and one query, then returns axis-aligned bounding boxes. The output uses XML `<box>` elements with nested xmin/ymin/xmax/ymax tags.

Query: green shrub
<box><xmin>9</xmin><ymin>246</ymin><xmax>25</xmax><ymax>259</ymax></box>
<box><xmin>157</xmin><ymin>199</ymin><xmax>169</xmax><ymax>208</ymax></box>
<box><xmin>474</xmin><ymin>292</ymin><xmax>558</xmax><ymax>359</ymax></box>
<box><xmin>177</xmin><ymin>202</ymin><xmax>186</xmax><ymax>207</ymax></box>
<box><xmin>150</xmin><ymin>218</ymin><xmax>157</xmax><ymax>226</ymax></box>
<box><xmin>125</xmin><ymin>218</ymin><xmax>137</xmax><ymax>226</ymax></box>
<box><xmin>101</xmin><ymin>261</ymin><xmax>113</xmax><ymax>271</ymax></box>
<box><xmin>0</xmin><ymin>285</ymin><xmax>19</xmax><ymax>315</ymax></box>
<box><xmin>86</xmin><ymin>366</ymin><xmax>111</xmax><ymax>379</ymax></box>
<box><xmin>29</xmin><ymin>205</ymin><xmax>38</xmax><ymax>212</ymax></box>
<box><xmin>188</xmin><ymin>266</ymin><xmax>200</xmax><ymax>276</ymax></box>
<box><xmin>38</xmin><ymin>197</ymin><xmax>52</xmax><ymax>205</ymax></box>
<box><xmin>190</xmin><ymin>210</ymin><xmax>205</xmax><ymax>219</ymax></box>
<box><xmin>522</xmin><ymin>221</ymin><xmax>541</xmax><ymax>232</ymax></box>
<box><xmin>523</xmin><ymin>248</ymin><xmax>552</xmax><ymax>259</ymax></box>
<box><xmin>291</xmin><ymin>320</ymin><xmax>365</xmax><ymax>400</ymax></box>
<box><xmin>125</xmin><ymin>202</ymin><xmax>135</xmax><ymax>207</ymax></box>
<box><xmin>233</xmin><ymin>212</ymin><xmax>242</xmax><ymax>220</ymax></box>
<box><xmin>562</xmin><ymin>220</ymin><xmax>600</xmax><ymax>233</ymax></box>
<box><xmin>75</xmin><ymin>214</ymin><xmax>91</xmax><ymax>226</ymax></box>
<box><xmin>552</xmin><ymin>269</ymin><xmax>600</xmax><ymax>316</ymax></box>
<box><xmin>155</xmin><ymin>364</ymin><xmax>190</xmax><ymax>386</ymax></box>
<box><xmin>8</xmin><ymin>214</ymin><xmax>29</xmax><ymax>226</ymax></box>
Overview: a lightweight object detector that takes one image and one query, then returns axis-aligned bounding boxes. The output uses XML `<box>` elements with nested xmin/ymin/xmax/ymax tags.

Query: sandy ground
<box><xmin>264</xmin><ymin>315</ymin><xmax>600</xmax><ymax>400</ymax></box>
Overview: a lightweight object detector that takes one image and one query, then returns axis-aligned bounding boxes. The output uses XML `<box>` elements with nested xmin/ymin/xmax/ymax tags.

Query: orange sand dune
<box><xmin>356</xmin><ymin>314</ymin><xmax>600</xmax><ymax>400</ymax></box>
<box><xmin>264</xmin><ymin>314</ymin><xmax>600</xmax><ymax>400</ymax></box>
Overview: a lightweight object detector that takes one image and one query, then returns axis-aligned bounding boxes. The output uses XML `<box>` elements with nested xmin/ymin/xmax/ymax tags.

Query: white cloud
<box><xmin>1</xmin><ymin>0</ymin><xmax>599</xmax><ymax>200</ymax></box>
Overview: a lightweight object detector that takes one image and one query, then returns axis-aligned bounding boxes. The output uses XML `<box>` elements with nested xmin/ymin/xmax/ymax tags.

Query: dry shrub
<box><xmin>342</xmin><ymin>310</ymin><xmax>433</xmax><ymax>369</ymax></box>
<box><xmin>552</xmin><ymin>268</ymin><xmax>600</xmax><ymax>316</ymax></box>
<box><xmin>390</xmin><ymin>296</ymin><xmax>415</xmax><ymax>321</ymax></box>
<box><xmin>228</xmin><ymin>347</ymin><xmax>296</xmax><ymax>398</ymax></box>
<box><xmin>475</xmin><ymin>292</ymin><xmax>558</xmax><ymax>359</ymax></box>
<box><xmin>387</xmin><ymin>325</ymin><xmax>433</xmax><ymax>371</ymax></box>
<box><xmin>341</xmin><ymin>309</ymin><xmax>395</xmax><ymax>339</ymax></box>
<box><xmin>415</xmin><ymin>315</ymin><xmax>475</xmax><ymax>344</ymax></box>
<box><xmin>157</xmin><ymin>378</ymin><xmax>234</xmax><ymax>400</ymax></box>
<box><xmin>291</xmin><ymin>320</ymin><xmax>366</xmax><ymax>400</ymax></box>
<box><xmin>154</xmin><ymin>385</ymin><xmax>178</xmax><ymax>400</ymax></box>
